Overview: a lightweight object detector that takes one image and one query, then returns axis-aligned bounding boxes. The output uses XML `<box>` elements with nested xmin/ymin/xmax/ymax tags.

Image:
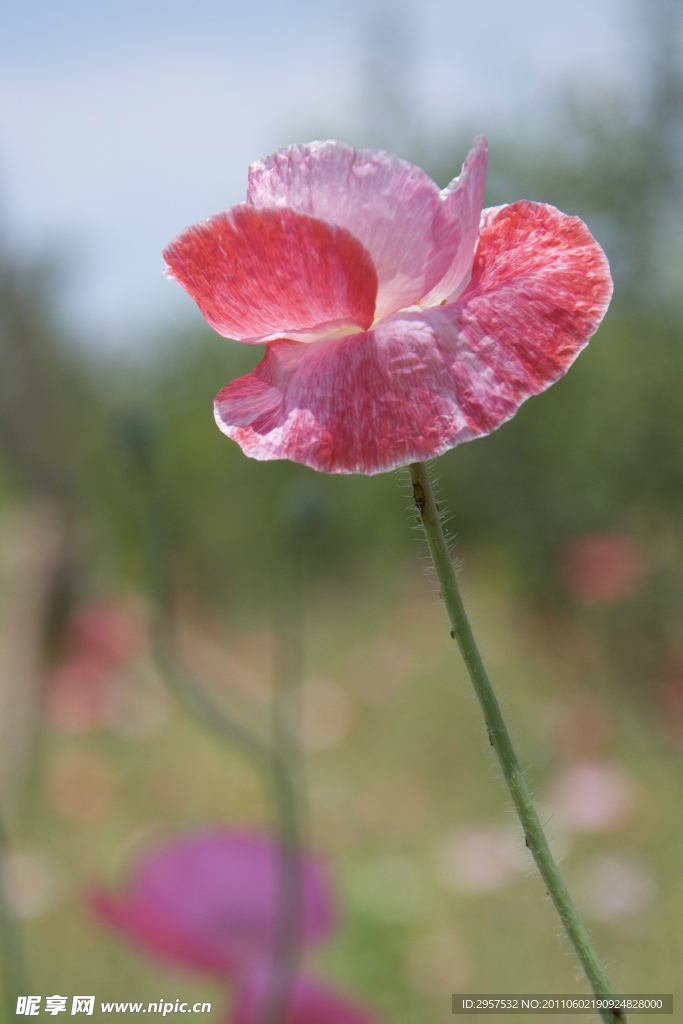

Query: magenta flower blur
<box><xmin>46</xmin><ymin>599</ymin><xmax>143</xmax><ymax>733</ymax></box>
<box><xmin>91</xmin><ymin>831</ymin><xmax>376</xmax><ymax>1024</ymax></box>
<box><xmin>163</xmin><ymin>137</ymin><xmax>612</xmax><ymax>474</ymax></box>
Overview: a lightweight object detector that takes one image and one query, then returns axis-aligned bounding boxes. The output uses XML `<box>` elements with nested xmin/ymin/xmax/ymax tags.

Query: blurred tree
<box><xmin>0</xmin><ymin>238</ymin><xmax>100</xmax><ymax>806</ymax></box>
<box><xmin>430</xmin><ymin>0</ymin><xmax>683</xmax><ymax>306</ymax></box>
<box><xmin>0</xmin><ymin>244</ymin><xmax>92</xmax><ymax>499</ymax></box>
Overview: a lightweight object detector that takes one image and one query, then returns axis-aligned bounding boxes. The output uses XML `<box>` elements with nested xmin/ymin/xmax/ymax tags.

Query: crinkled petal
<box><xmin>420</xmin><ymin>135</ymin><xmax>488</xmax><ymax>306</ymax></box>
<box><xmin>214</xmin><ymin>201</ymin><xmax>612</xmax><ymax>474</ymax></box>
<box><xmin>163</xmin><ymin>205</ymin><xmax>378</xmax><ymax>343</ymax></box>
<box><xmin>90</xmin><ymin>831</ymin><xmax>336</xmax><ymax>972</ymax></box>
<box><xmin>247</xmin><ymin>138</ymin><xmax>486</xmax><ymax>320</ymax></box>
<box><xmin>230</xmin><ymin>971</ymin><xmax>377</xmax><ymax>1024</ymax></box>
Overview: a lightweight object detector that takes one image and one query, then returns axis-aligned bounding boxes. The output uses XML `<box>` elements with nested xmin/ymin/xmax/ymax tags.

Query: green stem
<box><xmin>151</xmin><ymin>623</ymin><xmax>302</xmax><ymax>1024</ymax></box>
<box><xmin>261</xmin><ymin>622</ymin><xmax>303</xmax><ymax>1024</ymax></box>
<box><xmin>151</xmin><ymin>618</ymin><xmax>273</xmax><ymax>771</ymax></box>
<box><xmin>409</xmin><ymin>462</ymin><xmax>624</xmax><ymax>1024</ymax></box>
<box><xmin>260</xmin><ymin>490</ymin><xmax>312</xmax><ymax>1024</ymax></box>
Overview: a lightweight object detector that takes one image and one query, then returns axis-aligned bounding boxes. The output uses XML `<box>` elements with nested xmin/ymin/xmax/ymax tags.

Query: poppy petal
<box><xmin>247</xmin><ymin>139</ymin><xmax>486</xmax><ymax>320</ymax></box>
<box><xmin>420</xmin><ymin>134</ymin><xmax>488</xmax><ymax>306</ymax></box>
<box><xmin>90</xmin><ymin>831</ymin><xmax>336</xmax><ymax>972</ymax></box>
<box><xmin>230</xmin><ymin>971</ymin><xmax>377</xmax><ymax>1024</ymax></box>
<box><xmin>90</xmin><ymin>890</ymin><xmax>236</xmax><ymax>974</ymax></box>
<box><xmin>163</xmin><ymin>205</ymin><xmax>378</xmax><ymax>343</ymax></box>
<box><xmin>214</xmin><ymin>201</ymin><xmax>612</xmax><ymax>474</ymax></box>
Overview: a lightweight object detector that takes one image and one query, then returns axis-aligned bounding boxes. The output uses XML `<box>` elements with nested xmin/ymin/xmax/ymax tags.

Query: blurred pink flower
<box><xmin>560</xmin><ymin>533</ymin><xmax>647</xmax><ymax>605</ymax></box>
<box><xmin>46</xmin><ymin>599</ymin><xmax>144</xmax><ymax>733</ymax></box>
<box><xmin>91</xmin><ymin>831</ymin><xmax>376</xmax><ymax>1024</ymax></box>
<box><xmin>547</xmin><ymin>762</ymin><xmax>634</xmax><ymax>834</ymax></box>
<box><xmin>65</xmin><ymin>600</ymin><xmax>144</xmax><ymax>667</ymax></box>
<box><xmin>433</xmin><ymin>826</ymin><xmax>528</xmax><ymax>893</ymax></box>
<box><xmin>230</xmin><ymin>973</ymin><xmax>376</xmax><ymax>1024</ymax></box>
<box><xmin>163</xmin><ymin>138</ymin><xmax>612</xmax><ymax>474</ymax></box>
<box><xmin>46</xmin><ymin>659</ymin><xmax>117</xmax><ymax>732</ymax></box>
<box><xmin>656</xmin><ymin>667</ymin><xmax>683</xmax><ymax>745</ymax></box>
<box><xmin>574</xmin><ymin>855</ymin><xmax>656</xmax><ymax>920</ymax></box>
<box><xmin>660</xmin><ymin>675</ymin><xmax>683</xmax><ymax>711</ymax></box>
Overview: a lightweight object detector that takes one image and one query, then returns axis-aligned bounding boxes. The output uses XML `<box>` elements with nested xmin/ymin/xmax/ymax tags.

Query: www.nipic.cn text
<box><xmin>16</xmin><ymin>997</ymin><xmax>212</xmax><ymax>1016</ymax></box>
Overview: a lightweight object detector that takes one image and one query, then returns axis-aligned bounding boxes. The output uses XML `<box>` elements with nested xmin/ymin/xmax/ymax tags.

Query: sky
<box><xmin>0</xmin><ymin>0</ymin><xmax>634</xmax><ymax>350</ymax></box>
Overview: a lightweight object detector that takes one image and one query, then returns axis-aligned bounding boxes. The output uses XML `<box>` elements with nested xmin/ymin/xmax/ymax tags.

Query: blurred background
<box><xmin>1</xmin><ymin>0</ymin><xmax>683</xmax><ymax>1019</ymax></box>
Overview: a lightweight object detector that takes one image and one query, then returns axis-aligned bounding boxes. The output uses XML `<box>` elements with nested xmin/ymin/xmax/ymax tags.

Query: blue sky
<box><xmin>1</xmin><ymin>0</ymin><xmax>633</xmax><ymax>349</ymax></box>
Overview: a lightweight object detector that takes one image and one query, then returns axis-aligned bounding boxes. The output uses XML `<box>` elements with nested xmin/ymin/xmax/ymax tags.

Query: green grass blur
<box><xmin>10</xmin><ymin>554</ymin><xmax>683</xmax><ymax>1022</ymax></box>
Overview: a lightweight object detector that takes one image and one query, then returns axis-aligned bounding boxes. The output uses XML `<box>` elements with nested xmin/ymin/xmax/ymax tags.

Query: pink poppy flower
<box><xmin>164</xmin><ymin>137</ymin><xmax>612</xmax><ymax>474</ymax></box>
<box><xmin>91</xmin><ymin>830</ymin><xmax>376</xmax><ymax>1024</ymax></box>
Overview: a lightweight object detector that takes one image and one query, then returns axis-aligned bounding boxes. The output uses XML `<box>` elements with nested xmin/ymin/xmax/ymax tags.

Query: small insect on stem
<box><xmin>412</xmin><ymin>480</ymin><xmax>426</xmax><ymax>516</ymax></box>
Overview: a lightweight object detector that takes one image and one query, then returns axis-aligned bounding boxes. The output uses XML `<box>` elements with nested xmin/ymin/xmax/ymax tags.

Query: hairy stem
<box><xmin>409</xmin><ymin>461</ymin><xmax>623</xmax><ymax>1024</ymax></box>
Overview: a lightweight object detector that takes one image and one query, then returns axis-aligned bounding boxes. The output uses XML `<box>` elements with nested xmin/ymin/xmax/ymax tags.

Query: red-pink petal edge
<box><xmin>163</xmin><ymin>205</ymin><xmax>378</xmax><ymax>343</ymax></box>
